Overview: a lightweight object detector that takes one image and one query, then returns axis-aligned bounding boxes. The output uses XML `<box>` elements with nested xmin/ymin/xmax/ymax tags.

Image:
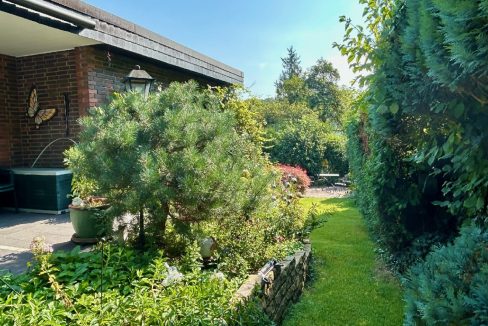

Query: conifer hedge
<box><xmin>338</xmin><ymin>0</ymin><xmax>488</xmax><ymax>322</ymax></box>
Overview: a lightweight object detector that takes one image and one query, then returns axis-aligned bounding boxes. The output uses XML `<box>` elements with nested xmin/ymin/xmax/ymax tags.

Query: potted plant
<box><xmin>68</xmin><ymin>177</ymin><xmax>113</xmax><ymax>243</ymax></box>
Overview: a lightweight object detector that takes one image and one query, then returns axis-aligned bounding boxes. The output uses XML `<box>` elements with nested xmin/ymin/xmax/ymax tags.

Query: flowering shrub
<box><xmin>276</xmin><ymin>164</ymin><xmax>311</xmax><ymax>193</ymax></box>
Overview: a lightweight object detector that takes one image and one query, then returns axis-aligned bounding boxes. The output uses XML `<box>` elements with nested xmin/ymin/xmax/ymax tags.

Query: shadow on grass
<box><xmin>316</xmin><ymin>197</ymin><xmax>354</xmax><ymax>207</ymax></box>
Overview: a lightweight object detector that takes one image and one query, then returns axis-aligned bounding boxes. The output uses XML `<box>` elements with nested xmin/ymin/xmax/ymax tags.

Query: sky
<box><xmin>83</xmin><ymin>0</ymin><xmax>365</xmax><ymax>98</ymax></box>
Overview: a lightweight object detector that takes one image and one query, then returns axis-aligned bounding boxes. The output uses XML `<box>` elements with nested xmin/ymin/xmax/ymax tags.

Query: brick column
<box><xmin>0</xmin><ymin>54</ymin><xmax>18</xmax><ymax>167</ymax></box>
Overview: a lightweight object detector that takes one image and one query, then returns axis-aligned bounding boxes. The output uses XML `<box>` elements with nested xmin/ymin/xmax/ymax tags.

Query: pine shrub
<box><xmin>403</xmin><ymin>225</ymin><xmax>488</xmax><ymax>325</ymax></box>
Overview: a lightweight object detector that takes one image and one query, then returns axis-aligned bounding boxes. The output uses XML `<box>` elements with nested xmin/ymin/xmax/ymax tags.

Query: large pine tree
<box><xmin>275</xmin><ymin>46</ymin><xmax>302</xmax><ymax>98</ymax></box>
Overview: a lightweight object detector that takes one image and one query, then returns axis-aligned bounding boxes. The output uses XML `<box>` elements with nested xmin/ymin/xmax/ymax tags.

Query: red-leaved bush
<box><xmin>276</xmin><ymin>164</ymin><xmax>311</xmax><ymax>193</ymax></box>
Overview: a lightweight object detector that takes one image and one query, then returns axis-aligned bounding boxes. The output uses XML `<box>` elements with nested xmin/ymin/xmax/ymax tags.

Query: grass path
<box><xmin>282</xmin><ymin>198</ymin><xmax>404</xmax><ymax>325</ymax></box>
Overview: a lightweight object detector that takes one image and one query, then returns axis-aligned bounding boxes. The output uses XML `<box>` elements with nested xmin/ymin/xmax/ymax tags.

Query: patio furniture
<box><xmin>0</xmin><ymin>168</ymin><xmax>18</xmax><ymax>212</ymax></box>
<box><xmin>334</xmin><ymin>176</ymin><xmax>351</xmax><ymax>193</ymax></box>
<box><xmin>317</xmin><ymin>173</ymin><xmax>340</xmax><ymax>190</ymax></box>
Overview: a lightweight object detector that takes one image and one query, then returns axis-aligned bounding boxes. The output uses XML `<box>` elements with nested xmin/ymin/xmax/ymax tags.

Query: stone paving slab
<box><xmin>0</xmin><ymin>210</ymin><xmax>78</xmax><ymax>274</ymax></box>
<box><xmin>304</xmin><ymin>187</ymin><xmax>350</xmax><ymax>198</ymax></box>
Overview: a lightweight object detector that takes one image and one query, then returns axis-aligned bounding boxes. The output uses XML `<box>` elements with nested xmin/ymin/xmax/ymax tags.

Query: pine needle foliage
<box><xmin>275</xmin><ymin>46</ymin><xmax>303</xmax><ymax>98</ymax></box>
<box><xmin>403</xmin><ymin>225</ymin><xmax>488</xmax><ymax>325</ymax></box>
<box><xmin>65</xmin><ymin>81</ymin><xmax>276</xmax><ymax>245</ymax></box>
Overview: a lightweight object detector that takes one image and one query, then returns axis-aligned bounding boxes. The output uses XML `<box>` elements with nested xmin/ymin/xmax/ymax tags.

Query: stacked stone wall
<box><xmin>234</xmin><ymin>243</ymin><xmax>312</xmax><ymax>324</ymax></box>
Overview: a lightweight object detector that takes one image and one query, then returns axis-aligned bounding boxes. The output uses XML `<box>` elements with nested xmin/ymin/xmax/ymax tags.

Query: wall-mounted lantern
<box><xmin>123</xmin><ymin>65</ymin><xmax>154</xmax><ymax>99</ymax></box>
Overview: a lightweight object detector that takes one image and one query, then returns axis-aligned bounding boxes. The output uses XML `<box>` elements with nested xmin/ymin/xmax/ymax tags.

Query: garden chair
<box><xmin>0</xmin><ymin>168</ymin><xmax>18</xmax><ymax>212</ymax></box>
<box><xmin>334</xmin><ymin>176</ymin><xmax>350</xmax><ymax>194</ymax></box>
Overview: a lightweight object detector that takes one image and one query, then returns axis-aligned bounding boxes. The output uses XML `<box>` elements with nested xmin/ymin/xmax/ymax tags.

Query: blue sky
<box><xmin>83</xmin><ymin>1</ymin><xmax>364</xmax><ymax>98</ymax></box>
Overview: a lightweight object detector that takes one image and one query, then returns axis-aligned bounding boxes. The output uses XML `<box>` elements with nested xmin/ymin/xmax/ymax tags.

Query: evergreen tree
<box><xmin>275</xmin><ymin>46</ymin><xmax>303</xmax><ymax>98</ymax></box>
<box><xmin>65</xmin><ymin>82</ymin><xmax>275</xmax><ymax>246</ymax></box>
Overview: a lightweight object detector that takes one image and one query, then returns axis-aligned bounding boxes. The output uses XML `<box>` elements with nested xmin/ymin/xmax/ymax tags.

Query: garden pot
<box><xmin>69</xmin><ymin>205</ymin><xmax>113</xmax><ymax>239</ymax></box>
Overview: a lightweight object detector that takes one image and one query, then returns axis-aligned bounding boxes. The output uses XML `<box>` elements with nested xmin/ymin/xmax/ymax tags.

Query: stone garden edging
<box><xmin>233</xmin><ymin>242</ymin><xmax>312</xmax><ymax>324</ymax></box>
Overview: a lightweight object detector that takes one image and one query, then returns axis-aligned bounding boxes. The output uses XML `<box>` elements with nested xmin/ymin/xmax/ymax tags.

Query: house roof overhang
<box><xmin>0</xmin><ymin>0</ymin><xmax>100</xmax><ymax>57</ymax></box>
<box><xmin>0</xmin><ymin>0</ymin><xmax>243</xmax><ymax>85</ymax></box>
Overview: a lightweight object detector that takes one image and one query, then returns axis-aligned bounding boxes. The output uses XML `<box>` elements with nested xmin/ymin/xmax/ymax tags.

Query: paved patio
<box><xmin>304</xmin><ymin>187</ymin><xmax>350</xmax><ymax>198</ymax></box>
<box><xmin>0</xmin><ymin>209</ymin><xmax>78</xmax><ymax>274</ymax></box>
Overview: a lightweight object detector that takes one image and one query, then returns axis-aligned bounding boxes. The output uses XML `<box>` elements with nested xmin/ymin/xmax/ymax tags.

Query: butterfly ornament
<box><xmin>27</xmin><ymin>85</ymin><xmax>57</xmax><ymax>128</ymax></box>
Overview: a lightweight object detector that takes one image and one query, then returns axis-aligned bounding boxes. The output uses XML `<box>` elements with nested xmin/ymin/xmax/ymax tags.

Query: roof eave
<box><xmin>49</xmin><ymin>0</ymin><xmax>244</xmax><ymax>84</ymax></box>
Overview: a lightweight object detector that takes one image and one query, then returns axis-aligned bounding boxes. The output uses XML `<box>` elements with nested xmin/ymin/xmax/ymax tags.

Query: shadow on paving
<box><xmin>0</xmin><ymin>210</ymin><xmax>69</xmax><ymax>229</ymax></box>
<box><xmin>0</xmin><ymin>251</ymin><xmax>33</xmax><ymax>274</ymax></box>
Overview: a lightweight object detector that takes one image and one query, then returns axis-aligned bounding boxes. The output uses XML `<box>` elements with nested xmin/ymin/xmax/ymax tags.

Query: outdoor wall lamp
<box><xmin>123</xmin><ymin>65</ymin><xmax>154</xmax><ymax>99</ymax></box>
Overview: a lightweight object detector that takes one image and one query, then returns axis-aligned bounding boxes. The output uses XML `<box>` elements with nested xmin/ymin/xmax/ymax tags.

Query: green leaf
<box><xmin>377</xmin><ymin>104</ymin><xmax>388</xmax><ymax>114</ymax></box>
<box><xmin>463</xmin><ymin>196</ymin><xmax>477</xmax><ymax>209</ymax></box>
<box><xmin>475</xmin><ymin>197</ymin><xmax>484</xmax><ymax>210</ymax></box>
<box><xmin>452</xmin><ymin>102</ymin><xmax>465</xmax><ymax>119</ymax></box>
<box><xmin>389</xmin><ymin>103</ymin><xmax>399</xmax><ymax>114</ymax></box>
<box><xmin>427</xmin><ymin>147</ymin><xmax>438</xmax><ymax>165</ymax></box>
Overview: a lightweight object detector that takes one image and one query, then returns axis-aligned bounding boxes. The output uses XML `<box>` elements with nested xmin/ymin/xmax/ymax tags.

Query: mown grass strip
<box><xmin>283</xmin><ymin>198</ymin><xmax>404</xmax><ymax>325</ymax></box>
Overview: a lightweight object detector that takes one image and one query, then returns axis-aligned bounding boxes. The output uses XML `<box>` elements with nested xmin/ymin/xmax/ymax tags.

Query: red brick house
<box><xmin>0</xmin><ymin>0</ymin><xmax>243</xmax><ymax>169</ymax></box>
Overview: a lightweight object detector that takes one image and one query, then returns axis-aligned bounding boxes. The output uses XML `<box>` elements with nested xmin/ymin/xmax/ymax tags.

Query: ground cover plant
<box><xmin>0</xmin><ymin>241</ymin><xmax>273</xmax><ymax>325</ymax></box>
<box><xmin>282</xmin><ymin>198</ymin><xmax>404</xmax><ymax>325</ymax></box>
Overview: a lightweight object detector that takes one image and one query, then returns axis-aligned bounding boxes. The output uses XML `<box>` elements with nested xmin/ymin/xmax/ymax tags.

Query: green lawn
<box><xmin>283</xmin><ymin>198</ymin><xmax>404</xmax><ymax>326</ymax></box>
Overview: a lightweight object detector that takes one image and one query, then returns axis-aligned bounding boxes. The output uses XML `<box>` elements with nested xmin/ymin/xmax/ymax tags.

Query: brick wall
<box><xmin>13</xmin><ymin>50</ymin><xmax>80</xmax><ymax>168</ymax></box>
<box><xmin>0</xmin><ymin>54</ymin><xmax>17</xmax><ymax>167</ymax></box>
<box><xmin>79</xmin><ymin>45</ymin><xmax>222</xmax><ymax>109</ymax></box>
<box><xmin>233</xmin><ymin>243</ymin><xmax>312</xmax><ymax>324</ymax></box>
<box><xmin>1</xmin><ymin>45</ymin><xmax>227</xmax><ymax>168</ymax></box>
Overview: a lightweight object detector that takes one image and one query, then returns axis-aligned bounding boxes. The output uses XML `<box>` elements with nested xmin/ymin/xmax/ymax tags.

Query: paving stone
<box><xmin>0</xmin><ymin>210</ymin><xmax>89</xmax><ymax>274</ymax></box>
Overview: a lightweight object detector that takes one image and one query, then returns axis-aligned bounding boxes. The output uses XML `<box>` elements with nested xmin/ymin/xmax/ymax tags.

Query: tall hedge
<box><xmin>339</xmin><ymin>0</ymin><xmax>488</xmax><ymax>270</ymax></box>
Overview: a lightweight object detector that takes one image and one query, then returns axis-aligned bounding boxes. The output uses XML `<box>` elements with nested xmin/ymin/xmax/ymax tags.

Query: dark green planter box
<box><xmin>12</xmin><ymin>168</ymin><xmax>72</xmax><ymax>214</ymax></box>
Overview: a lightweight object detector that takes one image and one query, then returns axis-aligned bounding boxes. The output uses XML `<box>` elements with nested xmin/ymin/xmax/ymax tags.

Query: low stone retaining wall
<box><xmin>233</xmin><ymin>242</ymin><xmax>312</xmax><ymax>324</ymax></box>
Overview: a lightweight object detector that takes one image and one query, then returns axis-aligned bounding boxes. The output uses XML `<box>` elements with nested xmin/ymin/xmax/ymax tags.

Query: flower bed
<box><xmin>0</xmin><ymin>244</ymin><xmax>273</xmax><ymax>325</ymax></box>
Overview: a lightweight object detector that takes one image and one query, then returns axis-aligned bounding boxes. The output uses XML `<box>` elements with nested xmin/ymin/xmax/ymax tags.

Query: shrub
<box><xmin>323</xmin><ymin>133</ymin><xmax>348</xmax><ymax>176</ymax></box>
<box><xmin>64</xmin><ymin>81</ymin><xmax>309</xmax><ymax>285</ymax></box>
<box><xmin>268</xmin><ymin>112</ymin><xmax>330</xmax><ymax>176</ymax></box>
<box><xmin>205</xmin><ymin>179</ymin><xmax>307</xmax><ymax>277</ymax></box>
<box><xmin>403</xmin><ymin>225</ymin><xmax>488</xmax><ymax>325</ymax></box>
<box><xmin>338</xmin><ymin>0</ymin><xmax>486</xmax><ymax>272</ymax></box>
<box><xmin>65</xmin><ymin>81</ymin><xmax>276</xmax><ymax>246</ymax></box>
<box><xmin>276</xmin><ymin>164</ymin><xmax>311</xmax><ymax>193</ymax></box>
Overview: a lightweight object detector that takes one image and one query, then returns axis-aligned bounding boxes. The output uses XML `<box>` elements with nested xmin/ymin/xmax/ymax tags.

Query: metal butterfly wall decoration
<box><xmin>26</xmin><ymin>85</ymin><xmax>57</xmax><ymax>128</ymax></box>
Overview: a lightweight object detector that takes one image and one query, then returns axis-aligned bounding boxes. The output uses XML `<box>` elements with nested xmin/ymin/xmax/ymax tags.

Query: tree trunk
<box><xmin>153</xmin><ymin>202</ymin><xmax>169</xmax><ymax>246</ymax></box>
<box><xmin>138</xmin><ymin>208</ymin><xmax>145</xmax><ymax>248</ymax></box>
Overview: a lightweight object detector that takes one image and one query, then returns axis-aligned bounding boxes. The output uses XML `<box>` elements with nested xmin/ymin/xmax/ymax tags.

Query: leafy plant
<box><xmin>0</xmin><ymin>244</ymin><xmax>275</xmax><ymax>325</ymax></box>
<box><xmin>276</xmin><ymin>164</ymin><xmax>312</xmax><ymax>193</ymax></box>
<box><xmin>302</xmin><ymin>202</ymin><xmax>327</xmax><ymax>237</ymax></box>
<box><xmin>268</xmin><ymin>111</ymin><xmax>330</xmax><ymax>177</ymax></box>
